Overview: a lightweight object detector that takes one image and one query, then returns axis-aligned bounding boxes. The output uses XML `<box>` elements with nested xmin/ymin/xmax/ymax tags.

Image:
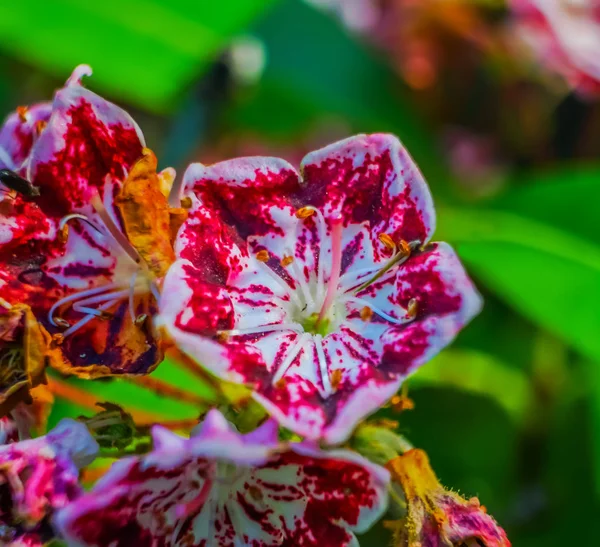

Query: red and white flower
<box><xmin>510</xmin><ymin>0</ymin><xmax>600</xmax><ymax>97</ymax></box>
<box><xmin>0</xmin><ymin>65</ymin><xmax>176</xmax><ymax>377</ymax></box>
<box><xmin>158</xmin><ymin>134</ymin><xmax>482</xmax><ymax>442</ymax></box>
<box><xmin>55</xmin><ymin>409</ymin><xmax>389</xmax><ymax>547</ymax></box>
<box><xmin>0</xmin><ymin>418</ymin><xmax>98</xmax><ymax>546</ymax></box>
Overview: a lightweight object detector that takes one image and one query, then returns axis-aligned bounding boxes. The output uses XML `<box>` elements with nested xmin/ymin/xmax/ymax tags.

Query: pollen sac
<box><xmin>378</xmin><ymin>232</ymin><xmax>396</xmax><ymax>250</ymax></box>
<box><xmin>256</xmin><ymin>249</ymin><xmax>270</xmax><ymax>262</ymax></box>
<box><xmin>295</xmin><ymin>206</ymin><xmax>315</xmax><ymax>219</ymax></box>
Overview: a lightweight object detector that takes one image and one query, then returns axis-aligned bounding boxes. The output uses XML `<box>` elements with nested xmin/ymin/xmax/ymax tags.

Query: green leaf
<box><xmin>438</xmin><ymin>206</ymin><xmax>600</xmax><ymax>362</ymax></box>
<box><xmin>410</xmin><ymin>349</ymin><xmax>532</xmax><ymax>423</ymax></box>
<box><xmin>0</xmin><ymin>0</ymin><xmax>277</xmax><ymax>112</ymax></box>
<box><xmin>492</xmin><ymin>164</ymin><xmax>600</xmax><ymax>245</ymax></box>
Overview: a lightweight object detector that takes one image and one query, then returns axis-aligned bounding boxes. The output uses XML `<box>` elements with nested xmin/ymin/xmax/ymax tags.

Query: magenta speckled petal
<box><xmin>28</xmin><ymin>65</ymin><xmax>145</xmax><ymax>220</ymax></box>
<box><xmin>55</xmin><ymin>410</ymin><xmax>389</xmax><ymax>547</ymax></box>
<box><xmin>159</xmin><ymin>133</ymin><xmax>482</xmax><ymax>442</ymax></box>
<box><xmin>0</xmin><ymin>66</ymin><xmax>164</xmax><ymax>377</ymax></box>
<box><xmin>0</xmin><ymin>102</ymin><xmax>51</xmax><ymax>172</ymax></box>
<box><xmin>0</xmin><ymin>419</ymin><xmax>97</xmax><ymax>546</ymax></box>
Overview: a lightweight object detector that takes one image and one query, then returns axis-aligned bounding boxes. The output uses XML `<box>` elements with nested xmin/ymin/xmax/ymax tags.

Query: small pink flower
<box><xmin>159</xmin><ymin>134</ymin><xmax>482</xmax><ymax>442</ymax></box>
<box><xmin>0</xmin><ymin>419</ymin><xmax>98</xmax><ymax>546</ymax></box>
<box><xmin>55</xmin><ymin>409</ymin><xmax>389</xmax><ymax>547</ymax></box>
<box><xmin>0</xmin><ymin>65</ymin><xmax>176</xmax><ymax>377</ymax></box>
<box><xmin>510</xmin><ymin>0</ymin><xmax>600</xmax><ymax>97</ymax></box>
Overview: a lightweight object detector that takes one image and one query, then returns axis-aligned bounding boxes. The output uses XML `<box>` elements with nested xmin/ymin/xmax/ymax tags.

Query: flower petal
<box><xmin>300</xmin><ymin>134</ymin><xmax>436</xmax><ymax>255</ymax></box>
<box><xmin>0</xmin><ymin>419</ymin><xmax>96</xmax><ymax>544</ymax></box>
<box><xmin>380</xmin><ymin>242</ymin><xmax>483</xmax><ymax>376</ymax></box>
<box><xmin>56</xmin><ymin>410</ymin><xmax>388</xmax><ymax>547</ymax></box>
<box><xmin>28</xmin><ymin>65</ymin><xmax>145</xmax><ymax>219</ymax></box>
<box><xmin>0</xmin><ymin>103</ymin><xmax>52</xmax><ymax>172</ymax></box>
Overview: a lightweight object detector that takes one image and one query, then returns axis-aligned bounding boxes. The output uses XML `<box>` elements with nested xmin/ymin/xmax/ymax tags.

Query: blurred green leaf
<box><xmin>228</xmin><ymin>0</ymin><xmax>445</xmax><ymax>184</ymax></box>
<box><xmin>439</xmin><ymin>207</ymin><xmax>600</xmax><ymax>363</ymax></box>
<box><xmin>390</xmin><ymin>386</ymin><xmax>519</xmax><ymax>513</ymax></box>
<box><xmin>493</xmin><ymin>165</ymin><xmax>600</xmax><ymax>245</ymax></box>
<box><xmin>0</xmin><ymin>0</ymin><xmax>277</xmax><ymax>112</ymax></box>
<box><xmin>410</xmin><ymin>349</ymin><xmax>532</xmax><ymax>423</ymax></box>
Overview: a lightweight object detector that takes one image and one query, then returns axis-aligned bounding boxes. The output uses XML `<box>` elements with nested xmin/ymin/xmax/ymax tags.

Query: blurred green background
<box><xmin>2</xmin><ymin>0</ymin><xmax>599</xmax><ymax>545</ymax></box>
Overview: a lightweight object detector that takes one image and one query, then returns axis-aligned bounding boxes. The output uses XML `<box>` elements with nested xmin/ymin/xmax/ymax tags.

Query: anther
<box><xmin>248</xmin><ymin>485</ymin><xmax>264</xmax><ymax>502</ymax></box>
<box><xmin>34</xmin><ymin>120</ymin><xmax>47</xmax><ymax>136</ymax></box>
<box><xmin>280</xmin><ymin>255</ymin><xmax>294</xmax><ymax>267</ymax></box>
<box><xmin>330</xmin><ymin>369</ymin><xmax>343</xmax><ymax>391</ymax></box>
<box><xmin>256</xmin><ymin>250</ymin><xmax>270</xmax><ymax>263</ymax></box>
<box><xmin>360</xmin><ymin>306</ymin><xmax>373</xmax><ymax>322</ymax></box>
<box><xmin>180</xmin><ymin>196</ymin><xmax>192</xmax><ymax>209</ymax></box>
<box><xmin>216</xmin><ymin>332</ymin><xmax>230</xmax><ymax>343</ymax></box>
<box><xmin>295</xmin><ymin>206</ymin><xmax>315</xmax><ymax>219</ymax></box>
<box><xmin>54</xmin><ymin>318</ymin><xmax>70</xmax><ymax>329</ymax></box>
<box><xmin>275</xmin><ymin>377</ymin><xmax>287</xmax><ymax>389</ymax></box>
<box><xmin>51</xmin><ymin>333</ymin><xmax>64</xmax><ymax>346</ymax></box>
<box><xmin>399</xmin><ymin>239</ymin><xmax>412</xmax><ymax>256</ymax></box>
<box><xmin>16</xmin><ymin>106</ymin><xmax>28</xmax><ymax>123</ymax></box>
<box><xmin>378</xmin><ymin>233</ymin><xmax>396</xmax><ymax>251</ymax></box>
<box><xmin>134</xmin><ymin>314</ymin><xmax>148</xmax><ymax>326</ymax></box>
<box><xmin>407</xmin><ymin>298</ymin><xmax>418</xmax><ymax>318</ymax></box>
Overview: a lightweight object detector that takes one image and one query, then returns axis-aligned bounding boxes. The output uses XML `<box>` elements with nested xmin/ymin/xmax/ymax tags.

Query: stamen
<box><xmin>61</xmin><ymin>298</ymin><xmax>120</xmax><ymax>338</ymax></box>
<box><xmin>222</xmin><ymin>323</ymin><xmax>304</xmax><ymax>338</ymax></box>
<box><xmin>295</xmin><ymin>207</ymin><xmax>315</xmax><ymax>219</ymax></box>
<box><xmin>150</xmin><ymin>281</ymin><xmax>161</xmax><ymax>301</ymax></box>
<box><xmin>330</xmin><ymin>369</ymin><xmax>343</xmax><ymax>391</ymax></box>
<box><xmin>317</xmin><ymin>216</ymin><xmax>343</xmax><ymax>326</ymax></box>
<box><xmin>168</xmin><ymin>174</ymin><xmax>186</xmax><ymax>209</ymax></box>
<box><xmin>256</xmin><ymin>250</ymin><xmax>270</xmax><ymax>263</ymax></box>
<box><xmin>353</xmin><ymin>240</ymin><xmax>419</xmax><ymax>294</ymax></box>
<box><xmin>0</xmin><ymin>297</ymin><xmax>11</xmax><ymax>310</ymax></box>
<box><xmin>407</xmin><ymin>298</ymin><xmax>419</xmax><ymax>318</ymax></box>
<box><xmin>314</xmin><ymin>334</ymin><xmax>333</xmax><ymax>397</ymax></box>
<box><xmin>360</xmin><ymin>306</ymin><xmax>373</xmax><ymax>322</ymax></box>
<box><xmin>34</xmin><ymin>120</ymin><xmax>47</xmax><ymax>136</ymax></box>
<box><xmin>296</xmin><ymin>206</ymin><xmax>327</xmax><ymax>303</ymax></box>
<box><xmin>255</xmin><ymin>261</ymin><xmax>303</xmax><ymax>309</ymax></box>
<box><xmin>48</xmin><ymin>283</ymin><xmax>120</xmax><ymax>326</ymax></box>
<box><xmin>71</xmin><ymin>305</ymin><xmax>112</xmax><ymax>319</ymax></box>
<box><xmin>284</xmin><ymin>247</ymin><xmax>315</xmax><ymax>313</ymax></box>
<box><xmin>75</xmin><ymin>289</ymin><xmax>133</xmax><ymax>308</ymax></box>
<box><xmin>280</xmin><ymin>255</ymin><xmax>294</xmax><ymax>267</ymax></box>
<box><xmin>272</xmin><ymin>332</ymin><xmax>311</xmax><ymax>386</ymax></box>
<box><xmin>59</xmin><ymin>213</ymin><xmax>103</xmax><ymax>233</ymax></box>
<box><xmin>378</xmin><ymin>233</ymin><xmax>396</xmax><ymax>252</ymax></box>
<box><xmin>91</xmin><ymin>194</ymin><xmax>142</xmax><ymax>266</ymax></box>
<box><xmin>342</xmin><ymin>296</ymin><xmax>410</xmax><ymax>325</ymax></box>
<box><xmin>16</xmin><ymin>106</ymin><xmax>28</xmax><ymax>123</ymax></box>
<box><xmin>129</xmin><ymin>270</ymin><xmax>139</xmax><ymax>323</ymax></box>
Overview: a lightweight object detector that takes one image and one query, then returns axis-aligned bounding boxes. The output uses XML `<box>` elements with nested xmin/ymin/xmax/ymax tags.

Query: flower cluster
<box><xmin>0</xmin><ymin>66</ymin><xmax>509</xmax><ymax>546</ymax></box>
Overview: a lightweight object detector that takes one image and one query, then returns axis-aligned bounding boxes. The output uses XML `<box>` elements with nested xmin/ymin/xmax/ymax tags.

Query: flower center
<box><xmin>218</xmin><ymin>205</ymin><xmax>420</xmax><ymax>397</ymax></box>
<box><xmin>48</xmin><ymin>190</ymin><xmax>158</xmax><ymax>339</ymax></box>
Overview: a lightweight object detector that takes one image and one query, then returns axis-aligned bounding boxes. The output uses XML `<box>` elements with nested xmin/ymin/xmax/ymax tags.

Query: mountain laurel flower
<box><xmin>386</xmin><ymin>449</ymin><xmax>510</xmax><ymax>547</ymax></box>
<box><xmin>0</xmin><ymin>418</ymin><xmax>98</xmax><ymax>546</ymax></box>
<box><xmin>55</xmin><ymin>409</ymin><xmax>389</xmax><ymax>547</ymax></box>
<box><xmin>0</xmin><ymin>65</ymin><xmax>180</xmax><ymax>377</ymax></box>
<box><xmin>158</xmin><ymin>133</ymin><xmax>482</xmax><ymax>443</ymax></box>
<box><xmin>510</xmin><ymin>0</ymin><xmax>600</xmax><ymax>97</ymax></box>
